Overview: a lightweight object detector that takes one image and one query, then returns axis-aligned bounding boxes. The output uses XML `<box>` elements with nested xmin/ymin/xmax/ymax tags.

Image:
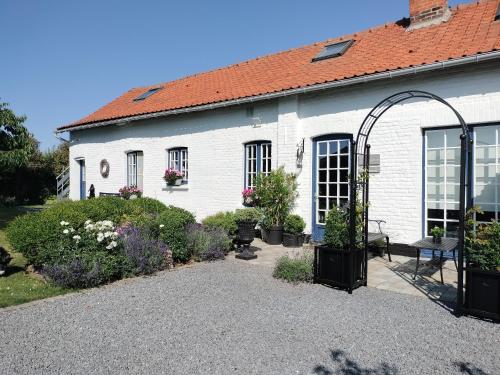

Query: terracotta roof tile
<box><xmin>59</xmin><ymin>0</ymin><xmax>500</xmax><ymax>131</ymax></box>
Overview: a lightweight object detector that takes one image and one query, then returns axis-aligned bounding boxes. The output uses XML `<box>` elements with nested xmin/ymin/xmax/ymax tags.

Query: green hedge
<box><xmin>157</xmin><ymin>206</ymin><xmax>196</xmax><ymax>263</ymax></box>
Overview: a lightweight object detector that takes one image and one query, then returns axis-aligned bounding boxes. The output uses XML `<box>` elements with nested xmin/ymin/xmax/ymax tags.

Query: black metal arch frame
<box><xmin>349</xmin><ymin>90</ymin><xmax>472</xmax><ymax>314</ymax></box>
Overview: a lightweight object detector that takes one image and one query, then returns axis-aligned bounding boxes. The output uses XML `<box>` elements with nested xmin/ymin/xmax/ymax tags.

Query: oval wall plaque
<box><xmin>100</xmin><ymin>159</ymin><xmax>110</xmax><ymax>178</ymax></box>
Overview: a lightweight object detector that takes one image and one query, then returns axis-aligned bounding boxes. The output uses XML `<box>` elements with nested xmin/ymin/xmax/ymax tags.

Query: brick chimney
<box><xmin>408</xmin><ymin>0</ymin><xmax>451</xmax><ymax>30</ymax></box>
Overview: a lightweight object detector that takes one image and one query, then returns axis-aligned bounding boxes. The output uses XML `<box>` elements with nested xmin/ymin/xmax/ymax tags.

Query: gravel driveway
<box><xmin>1</xmin><ymin>259</ymin><xmax>498</xmax><ymax>374</ymax></box>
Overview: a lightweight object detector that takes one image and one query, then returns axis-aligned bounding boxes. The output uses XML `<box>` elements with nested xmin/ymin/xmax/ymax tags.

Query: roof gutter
<box><xmin>55</xmin><ymin>50</ymin><xmax>500</xmax><ymax>134</ymax></box>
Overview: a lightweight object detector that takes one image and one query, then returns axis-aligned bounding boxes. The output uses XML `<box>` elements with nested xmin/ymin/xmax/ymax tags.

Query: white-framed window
<box><xmin>168</xmin><ymin>147</ymin><xmax>188</xmax><ymax>182</ymax></box>
<box><xmin>474</xmin><ymin>125</ymin><xmax>499</xmax><ymax>223</ymax></box>
<box><xmin>127</xmin><ymin>151</ymin><xmax>144</xmax><ymax>189</ymax></box>
<box><xmin>424</xmin><ymin>129</ymin><xmax>462</xmax><ymax>237</ymax></box>
<box><xmin>245</xmin><ymin>141</ymin><xmax>272</xmax><ymax>189</ymax></box>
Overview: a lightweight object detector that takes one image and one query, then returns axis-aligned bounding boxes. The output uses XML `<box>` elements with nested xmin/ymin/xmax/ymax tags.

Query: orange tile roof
<box><xmin>59</xmin><ymin>0</ymin><xmax>500</xmax><ymax>131</ymax></box>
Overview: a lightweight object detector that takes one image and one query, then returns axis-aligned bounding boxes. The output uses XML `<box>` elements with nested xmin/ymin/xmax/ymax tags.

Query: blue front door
<box><xmin>79</xmin><ymin>159</ymin><xmax>86</xmax><ymax>200</ymax></box>
<box><xmin>312</xmin><ymin>134</ymin><xmax>352</xmax><ymax>242</ymax></box>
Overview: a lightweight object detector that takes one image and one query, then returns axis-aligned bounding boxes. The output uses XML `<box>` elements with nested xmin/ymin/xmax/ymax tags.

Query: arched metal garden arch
<box><xmin>349</xmin><ymin>90</ymin><xmax>472</xmax><ymax>315</ymax></box>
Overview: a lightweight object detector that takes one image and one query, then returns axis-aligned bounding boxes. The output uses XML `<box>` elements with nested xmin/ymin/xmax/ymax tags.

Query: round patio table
<box><xmin>410</xmin><ymin>237</ymin><xmax>458</xmax><ymax>284</ymax></box>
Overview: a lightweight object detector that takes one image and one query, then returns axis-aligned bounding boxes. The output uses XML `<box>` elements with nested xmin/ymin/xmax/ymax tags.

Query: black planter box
<box><xmin>282</xmin><ymin>233</ymin><xmax>304</xmax><ymax>247</ymax></box>
<box><xmin>261</xmin><ymin>226</ymin><xmax>283</xmax><ymax>245</ymax></box>
<box><xmin>314</xmin><ymin>245</ymin><xmax>366</xmax><ymax>293</ymax></box>
<box><xmin>464</xmin><ymin>268</ymin><xmax>500</xmax><ymax>321</ymax></box>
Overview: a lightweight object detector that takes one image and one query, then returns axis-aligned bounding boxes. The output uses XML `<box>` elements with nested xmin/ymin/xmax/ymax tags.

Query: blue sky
<box><xmin>0</xmin><ymin>0</ymin><xmax>466</xmax><ymax>150</ymax></box>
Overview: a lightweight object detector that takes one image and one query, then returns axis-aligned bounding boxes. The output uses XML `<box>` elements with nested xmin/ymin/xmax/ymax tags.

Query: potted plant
<box><xmin>241</xmin><ymin>188</ymin><xmax>258</xmax><ymax>207</ymax></box>
<box><xmin>0</xmin><ymin>246</ymin><xmax>12</xmax><ymax>276</ymax></box>
<box><xmin>255</xmin><ymin>167</ymin><xmax>297</xmax><ymax>245</ymax></box>
<box><xmin>119</xmin><ymin>185</ymin><xmax>143</xmax><ymax>200</ymax></box>
<box><xmin>314</xmin><ymin>204</ymin><xmax>365</xmax><ymax>293</ymax></box>
<box><xmin>234</xmin><ymin>210</ymin><xmax>259</xmax><ymax>260</ymax></box>
<box><xmin>464</xmin><ymin>211</ymin><xmax>500</xmax><ymax>320</ymax></box>
<box><xmin>430</xmin><ymin>226</ymin><xmax>445</xmax><ymax>244</ymax></box>
<box><xmin>163</xmin><ymin>168</ymin><xmax>184</xmax><ymax>186</ymax></box>
<box><xmin>282</xmin><ymin>214</ymin><xmax>306</xmax><ymax>247</ymax></box>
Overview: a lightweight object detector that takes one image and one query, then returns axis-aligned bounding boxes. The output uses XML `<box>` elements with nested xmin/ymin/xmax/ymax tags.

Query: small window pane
<box><xmin>427</xmin><ymin>166</ymin><xmax>444</xmax><ymax>184</ymax></box>
<box><xmin>475</xmin><ymin>165</ymin><xmax>496</xmax><ymax>184</ymax></box>
<box><xmin>427</xmin><ymin>131</ymin><xmax>444</xmax><ymax>149</ymax></box>
<box><xmin>446</xmin><ymin>148</ymin><xmax>461</xmax><ymax>165</ymax></box>
<box><xmin>319</xmin><ymin>142</ymin><xmax>327</xmax><ymax>155</ymax></box>
<box><xmin>329</xmin><ymin>141</ymin><xmax>338</xmax><ymax>154</ymax></box>
<box><xmin>476</xmin><ymin>127</ymin><xmax>496</xmax><ymax>146</ymax></box>
<box><xmin>340</xmin><ymin>155</ymin><xmax>349</xmax><ymax>168</ymax></box>
<box><xmin>475</xmin><ymin>184</ymin><xmax>496</xmax><ymax>203</ymax></box>
<box><xmin>319</xmin><ymin>198</ymin><xmax>327</xmax><ymax>210</ymax></box>
<box><xmin>427</xmin><ymin>150</ymin><xmax>444</xmax><ymax>165</ymax></box>
<box><xmin>329</xmin><ymin>170</ymin><xmax>337</xmax><ymax>182</ymax></box>
<box><xmin>428</xmin><ymin>208</ymin><xmax>444</xmax><ymax>219</ymax></box>
<box><xmin>319</xmin><ymin>170</ymin><xmax>327</xmax><ymax>183</ymax></box>
<box><xmin>476</xmin><ymin>205</ymin><xmax>496</xmax><ymax>222</ymax></box>
<box><xmin>339</xmin><ymin>141</ymin><xmax>349</xmax><ymax>154</ymax></box>
<box><xmin>475</xmin><ymin>146</ymin><xmax>496</xmax><ymax>165</ymax></box>
<box><xmin>319</xmin><ymin>156</ymin><xmax>327</xmax><ymax>169</ymax></box>
<box><xmin>318</xmin><ymin>184</ymin><xmax>327</xmax><ymax>196</ymax></box>
<box><xmin>446</xmin><ymin>129</ymin><xmax>462</xmax><ymax>148</ymax></box>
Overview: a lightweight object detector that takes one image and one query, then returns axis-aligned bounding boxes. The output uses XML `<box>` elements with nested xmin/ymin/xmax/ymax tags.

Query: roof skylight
<box><xmin>495</xmin><ymin>3</ymin><xmax>500</xmax><ymax>21</ymax></box>
<box><xmin>312</xmin><ymin>40</ymin><xmax>354</xmax><ymax>62</ymax></box>
<box><xmin>133</xmin><ymin>87</ymin><xmax>162</xmax><ymax>101</ymax></box>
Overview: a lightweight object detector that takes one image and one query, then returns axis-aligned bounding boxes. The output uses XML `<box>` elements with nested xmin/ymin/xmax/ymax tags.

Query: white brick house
<box><xmin>56</xmin><ymin>0</ymin><xmax>500</xmax><ymax>245</ymax></box>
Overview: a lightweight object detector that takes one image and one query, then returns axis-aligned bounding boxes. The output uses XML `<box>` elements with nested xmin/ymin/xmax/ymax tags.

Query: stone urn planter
<box><xmin>235</xmin><ymin>221</ymin><xmax>257</xmax><ymax>260</ymax></box>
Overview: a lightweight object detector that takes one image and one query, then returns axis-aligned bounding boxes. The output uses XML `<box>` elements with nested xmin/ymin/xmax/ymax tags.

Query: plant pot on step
<box><xmin>464</xmin><ymin>267</ymin><xmax>500</xmax><ymax>320</ymax></box>
<box><xmin>261</xmin><ymin>225</ymin><xmax>283</xmax><ymax>245</ymax></box>
<box><xmin>313</xmin><ymin>245</ymin><xmax>365</xmax><ymax>293</ymax></box>
<box><xmin>282</xmin><ymin>233</ymin><xmax>304</xmax><ymax>247</ymax></box>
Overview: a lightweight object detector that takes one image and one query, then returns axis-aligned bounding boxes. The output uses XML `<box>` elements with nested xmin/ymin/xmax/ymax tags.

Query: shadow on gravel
<box><xmin>454</xmin><ymin>362</ymin><xmax>490</xmax><ymax>375</ymax></box>
<box><xmin>313</xmin><ymin>349</ymin><xmax>398</xmax><ymax>375</ymax></box>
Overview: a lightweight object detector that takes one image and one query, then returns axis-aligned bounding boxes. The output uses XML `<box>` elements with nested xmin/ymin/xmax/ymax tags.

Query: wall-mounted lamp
<box><xmin>296</xmin><ymin>138</ymin><xmax>305</xmax><ymax>167</ymax></box>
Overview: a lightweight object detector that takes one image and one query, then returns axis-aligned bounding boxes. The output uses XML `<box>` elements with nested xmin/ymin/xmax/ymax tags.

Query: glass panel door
<box><xmin>312</xmin><ymin>136</ymin><xmax>351</xmax><ymax>241</ymax></box>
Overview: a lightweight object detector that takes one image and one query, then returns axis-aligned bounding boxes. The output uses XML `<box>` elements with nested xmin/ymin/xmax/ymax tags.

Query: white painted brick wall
<box><xmin>69</xmin><ymin>65</ymin><xmax>500</xmax><ymax>244</ymax></box>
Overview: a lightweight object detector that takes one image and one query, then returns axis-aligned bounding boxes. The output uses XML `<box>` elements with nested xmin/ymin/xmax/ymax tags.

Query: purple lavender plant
<box><xmin>186</xmin><ymin>224</ymin><xmax>231</xmax><ymax>262</ymax></box>
<box><xmin>120</xmin><ymin>225</ymin><xmax>172</xmax><ymax>275</ymax></box>
<box><xmin>44</xmin><ymin>259</ymin><xmax>105</xmax><ymax>288</ymax></box>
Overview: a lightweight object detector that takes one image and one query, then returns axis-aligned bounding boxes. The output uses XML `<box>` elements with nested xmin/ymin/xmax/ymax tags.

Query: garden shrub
<box><xmin>324</xmin><ymin>207</ymin><xmax>349</xmax><ymax>249</ymax></box>
<box><xmin>157</xmin><ymin>206</ymin><xmax>196</xmax><ymax>263</ymax></box>
<box><xmin>186</xmin><ymin>224</ymin><xmax>231</xmax><ymax>262</ymax></box>
<box><xmin>120</xmin><ymin>225</ymin><xmax>172</xmax><ymax>275</ymax></box>
<box><xmin>273</xmin><ymin>251</ymin><xmax>314</xmax><ymax>283</ymax></box>
<box><xmin>255</xmin><ymin>166</ymin><xmax>297</xmax><ymax>227</ymax></box>
<box><xmin>234</xmin><ymin>208</ymin><xmax>261</xmax><ymax>224</ymax></box>
<box><xmin>466</xmin><ymin>220</ymin><xmax>500</xmax><ymax>271</ymax></box>
<box><xmin>284</xmin><ymin>214</ymin><xmax>305</xmax><ymax>235</ymax></box>
<box><xmin>202</xmin><ymin>211</ymin><xmax>237</xmax><ymax>235</ymax></box>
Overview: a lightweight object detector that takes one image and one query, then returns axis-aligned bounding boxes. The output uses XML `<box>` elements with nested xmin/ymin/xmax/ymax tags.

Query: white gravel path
<box><xmin>1</xmin><ymin>259</ymin><xmax>498</xmax><ymax>374</ymax></box>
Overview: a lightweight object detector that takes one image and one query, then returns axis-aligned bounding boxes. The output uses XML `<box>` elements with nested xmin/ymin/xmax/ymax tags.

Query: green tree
<box><xmin>0</xmin><ymin>101</ymin><xmax>34</xmax><ymax>172</ymax></box>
